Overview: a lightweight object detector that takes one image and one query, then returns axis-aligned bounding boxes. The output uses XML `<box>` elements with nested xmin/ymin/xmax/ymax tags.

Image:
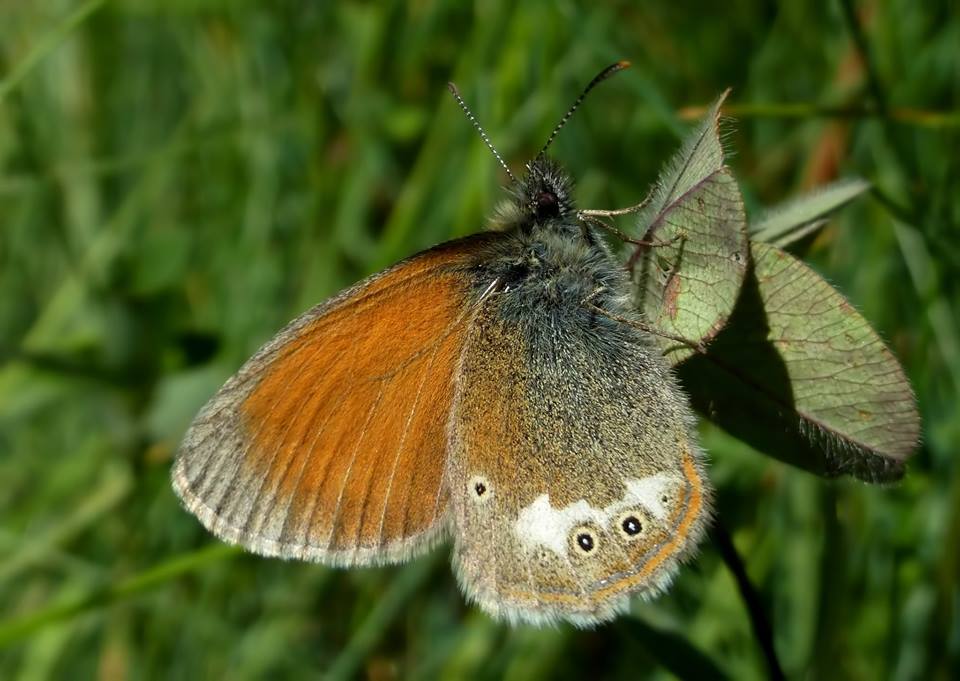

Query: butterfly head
<box><xmin>492</xmin><ymin>155</ymin><xmax>576</xmax><ymax>233</ymax></box>
<box><xmin>521</xmin><ymin>155</ymin><xmax>575</xmax><ymax>224</ymax></box>
<box><xmin>449</xmin><ymin>61</ymin><xmax>630</xmax><ymax>236</ymax></box>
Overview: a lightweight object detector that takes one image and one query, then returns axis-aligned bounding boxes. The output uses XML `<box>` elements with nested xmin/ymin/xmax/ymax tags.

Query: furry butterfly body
<box><xmin>174</xmin><ymin>70</ymin><xmax>712</xmax><ymax>627</ymax></box>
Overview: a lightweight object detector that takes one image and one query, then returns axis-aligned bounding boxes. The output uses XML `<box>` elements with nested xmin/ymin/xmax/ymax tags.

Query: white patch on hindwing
<box><xmin>513</xmin><ymin>473</ymin><xmax>676</xmax><ymax>555</ymax></box>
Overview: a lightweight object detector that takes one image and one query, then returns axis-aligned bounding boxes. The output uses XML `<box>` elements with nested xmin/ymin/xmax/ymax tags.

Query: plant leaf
<box><xmin>630</xmin><ymin>91</ymin><xmax>749</xmax><ymax>364</ymax></box>
<box><xmin>678</xmin><ymin>241</ymin><xmax>920</xmax><ymax>482</ymax></box>
<box><xmin>750</xmin><ymin>177</ymin><xmax>871</xmax><ymax>248</ymax></box>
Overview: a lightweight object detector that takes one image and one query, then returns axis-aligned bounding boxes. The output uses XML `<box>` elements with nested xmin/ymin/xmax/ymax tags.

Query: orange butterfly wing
<box><xmin>173</xmin><ymin>235</ymin><xmax>494</xmax><ymax>565</ymax></box>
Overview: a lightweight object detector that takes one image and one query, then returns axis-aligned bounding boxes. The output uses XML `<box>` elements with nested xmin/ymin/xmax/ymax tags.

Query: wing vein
<box><xmin>324</xmin><ymin>383</ymin><xmax>385</xmax><ymax>551</ymax></box>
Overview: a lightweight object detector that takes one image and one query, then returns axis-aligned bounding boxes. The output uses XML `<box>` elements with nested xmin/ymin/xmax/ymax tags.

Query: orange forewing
<box><xmin>174</xmin><ymin>236</ymin><xmax>491</xmax><ymax>565</ymax></box>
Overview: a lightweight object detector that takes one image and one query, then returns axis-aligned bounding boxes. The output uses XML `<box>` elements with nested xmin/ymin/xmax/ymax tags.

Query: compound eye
<box><xmin>534</xmin><ymin>190</ymin><xmax>560</xmax><ymax>219</ymax></box>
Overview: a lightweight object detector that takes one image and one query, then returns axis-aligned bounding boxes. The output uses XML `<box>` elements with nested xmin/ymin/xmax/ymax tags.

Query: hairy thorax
<box><xmin>475</xmin><ymin>224</ymin><xmax>634</xmax><ymax>328</ymax></box>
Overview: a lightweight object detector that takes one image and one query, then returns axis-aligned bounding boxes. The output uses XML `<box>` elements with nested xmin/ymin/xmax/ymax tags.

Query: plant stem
<box><xmin>0</xmin><ymin>0</ymin><xmax>109</xmax><ymax>102</ymax></box>
<box><xmin>711</xmin><ymin>520</ymin><xmax>785</xmax><ymax>681</ymax></box>
<box><xmin>0</xmin><ymin>544</ymin><xmax>241</xmax><ymax>647</ymax></box>
<box><xmin>325</xmin><ymin>554</ymin><xmax>440</xmax><ymax>681</ymax></box>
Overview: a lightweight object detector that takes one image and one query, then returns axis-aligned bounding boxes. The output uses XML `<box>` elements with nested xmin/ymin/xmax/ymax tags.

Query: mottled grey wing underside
<box><xmin>446</xmin><ymin>294</ymin><xmax>711</xmax><ymax>627</ymax></box>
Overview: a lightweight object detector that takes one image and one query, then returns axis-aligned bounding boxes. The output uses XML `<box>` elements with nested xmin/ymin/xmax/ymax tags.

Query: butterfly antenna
<box><xmin>536</xmin><ymin>60</ymin><xmax>631</xmax><ymax>159</ymax></box>
<box><xmin>447</xmin><ymin>82</ymin><xmax>517</xmax><ymax>184</ymax></box>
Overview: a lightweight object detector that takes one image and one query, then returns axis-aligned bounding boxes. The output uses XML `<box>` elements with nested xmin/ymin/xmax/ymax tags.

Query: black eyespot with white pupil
<box><xmin>622</xmin><ymin>516</ymin><xmax>642</xmax><ymax>536</ymax></box>
<box><xmin>576</xmin><ymin>532</ymin><xmax>595</xmax><ymax>552</ymax></box>
<box><xmin>474</xmin><ymin>482</ymin><xmax>486</xmax><ymax>496</ymax></box>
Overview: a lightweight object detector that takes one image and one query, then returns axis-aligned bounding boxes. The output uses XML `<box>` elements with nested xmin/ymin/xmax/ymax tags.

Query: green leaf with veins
<box><xmin>678</xmin><ymin>241</ymin><xmax>920</xmax><ymax>482</ymax></box>
<box><xmin>629</xmin><ymin>90</ymin><xmax>749</xmax><ymax>364</ymax></box>
<box><xmin>750</xmin><ymin>177</ymin><xmax>871</xmax><ymax>248</ymax></box>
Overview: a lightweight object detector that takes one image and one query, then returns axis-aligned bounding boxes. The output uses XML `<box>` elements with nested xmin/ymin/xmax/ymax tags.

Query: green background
<box><xmin>1</xmin><ymin>1</ymin><xmax>957</xmax><ymax>679</ymax></box>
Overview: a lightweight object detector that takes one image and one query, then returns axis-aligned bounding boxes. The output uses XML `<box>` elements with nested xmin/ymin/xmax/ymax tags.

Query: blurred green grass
<box><xmin>0</xmin><ymin>1</ymin><xmax>957</xmax><ymax>679</ymax></box>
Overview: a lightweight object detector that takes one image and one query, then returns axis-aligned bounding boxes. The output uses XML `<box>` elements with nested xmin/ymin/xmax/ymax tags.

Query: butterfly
<box><xmin>173</xmin><ymin>61</ymin><xmax>711</xmax><ymax>627</ymax></box>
